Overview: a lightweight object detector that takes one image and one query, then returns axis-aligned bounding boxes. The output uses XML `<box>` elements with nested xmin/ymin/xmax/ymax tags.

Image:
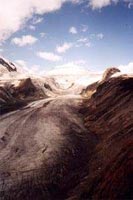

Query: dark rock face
<box><xmin>0</xmin><ymin>73</ymin><xmax>132</xmax><ymax>199</ymax></box>
<box><xmin>12</xmin><ymin>78</ymin><xmax>39</xmax><ymax>99</ymax></box>
<box><xmin>69</xmin><ymin>76</ymin><xmax>133</xmax><ymax>199</ymax></box>
<box><xmin>81</xmin><ymin>81</ymin><xmax>99</xmax><ymax>97</ymax></box>
<box><xmin>0</xmin><ymin>86</ymin><xmax>27</xmax><ymax>115</ymax></box>
<box><xmin>81</xmin><ymin>67</ymin><xmax>121</xmax><ymax>97</ymax></box>
<box><xmin>0</xmin><ymin>78</ymin><xmax>47</xmax><ymax>114</ymax></box>
<box><xmin>0</xmin><ymin>57</ymin><xmax>17</xmax><ymax>72</ymax></box>
<box><xmin>44</xmin><ymin>83</ymin><xmax>53</xmax><ymax>91</ymax></box>
<box><xmin>101</xmin><ymin>67</ymin><xmax>120</xmax><ymax>82</ymax></box>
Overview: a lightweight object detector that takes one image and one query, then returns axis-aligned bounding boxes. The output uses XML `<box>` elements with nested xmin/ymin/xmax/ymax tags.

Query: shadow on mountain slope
<box><xmin>68</xmin><ymin>75</ymin><xmax>133</xmax><ymax>200</ymax></box>
<box><xmin>0</xmin><ymin>75</ymin><xmax>132</xmax><ymax>200</ymax></box>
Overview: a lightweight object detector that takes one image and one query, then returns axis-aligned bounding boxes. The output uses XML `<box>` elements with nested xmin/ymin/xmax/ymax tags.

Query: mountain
<box><xmin>0</xmin><ymin>56</ymin><xmax>132</xmax><ymax>199</ymax></box>
<box><xmin>0</xmin><ymin>57</ymin><xmax>17</xmax><ymax>73</ymax></box>
<box><xmin>70</xmin><ymin>75</ymin><xmax>132</xmax><ymax>199</ymax></box>
<box><xmin>0</xmin><ymin>73</ymin><xmax>132</xmax><ymax>200</ymax></box>
<box><xmin>81</xmin><ymin>67</ymin><xmax>121</xmax><ymax>97</ymax></box>
<box><xmin>0</xmin><ymin>57</ymin><xmax>50</xmax><ymax>113</ymax></box>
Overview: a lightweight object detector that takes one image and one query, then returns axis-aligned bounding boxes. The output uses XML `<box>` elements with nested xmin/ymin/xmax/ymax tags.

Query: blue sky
<box><xmin>0</xmin><ymin>0</ymin><xmax>133</xmax><ymax>72</ymax></box>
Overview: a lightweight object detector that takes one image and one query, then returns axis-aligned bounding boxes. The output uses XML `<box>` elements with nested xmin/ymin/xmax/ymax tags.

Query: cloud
<box><xmin>124</xmin><ymin>0</ymin><xmax>133</xmax><ymax>8</ymax></box>
<box><xmin>77</xmin><ymin>37</ymin><xmax>88</xmax><ymax>43</ymax></box>
<box><xmin>0</xmin><ymin>0</ymin><xmax>132</xmax><ymax>43</ymax></box>
<box><xmin>29</xmin><ymin>25</ymin><xmax>36</xmax><ymax>30</ymax></box>
<box><xmin>97</xmin><ymin>33</ymin><xmax>104</xmax><ymax>39</ymax></box>
<box><xmin>85</xmin><ymin>42</ymin><xmax>91</xmax><ymax>47</ymax></box>
<box><xmin>88</xmin><ymin>0</ymin><xmax>133</xmax><ymax>9</ymax></box>
<box><xmin>0</xmin><ymin>48</ymin><xmax>4</xmax><ymax>57</ymax></box>
<box><xmin>118</xmin><ymin>62</ymin><xmax>133</xmax><ymax>74</ymax></box>
<box><xmin>28</xmin><ymin>17</ymin><xmax>43</xmax><ymax>31</ymax></box>
<box><xmin>46</xmin><ymin>61</ymin><xmax>87</xmax><ymax>76</ymax></box>
<box><xmin>0</xmin><ymin>0</ymin><xmax>81</xmax><ymax>42</ymax></box>
<box><xmin>46</xmin><ymin>60</ymin><xmax>102</xmax><ymax>86</ymax></box>
<box><xmin>0</xmin><ymin>0</ymin><xmax>131</xmax><ymax>42</ymax></box>
<box><xmin>11</xmin><ymin>35</ymin><xmax>38</xmax><ymax>46</ymax></box>
<box><xmin>69</xmin><ymin>26</ymin><xmax>78</xmax><ymax>34</ymax></box>
<box><xmin>40</xmin><ymin>32</ymin><xmax>46</xmax><ymax>38</ymax></box>
<box><xmin>128</xmin><ymin>2</ymin><xmax>133</xmax><ymax>8</ymax></box>
<box><xmin>89</xmin><ymin>0</ymin><xmax>118</xmax><ymax>9</ymax></box>
<box><xmin>15</xmin><ymin>59</ymin><xmax>42</xmax><ymax>75</ymax></box>
<box><xmin>56</xmin><ymin>42</ymin><xmax>73</xmax><ymax>53</ymax></box>
<box><xmin>32</xmin><ymin>16</ymin><xmax>43</xmax><ymax>24</ymax></box>
<box><xmin>0</xmin><ymin>48</ymin><xmax>3</xmax><ymax>52</ymax></box>
<box><xmin>37</xmin><ymin>51</ymin><xmax>62</xmax><ymax>62</ymax></box>
<box><xmin>81</xmin><ymin>25</ymin><xmax>88</xmax><ymax>32</ymax></box>
<box><xmin>14</xmin><ymin>59</ymin><xmax>32</xmax><ymax>74</ymax></box>
<box><xmin>90</xmin><ymin>33</ymin><xmax>104</xmax><ymax>40</ymax></box>
<box><xmin>15</xmin><ymin>59</ymin><xmax>27</xmax><ymax>68</ymax></box>
<box><xmin>77</xmin><ymin>37</ymin><xmax>91</xmax><ymax>47</ymax></box>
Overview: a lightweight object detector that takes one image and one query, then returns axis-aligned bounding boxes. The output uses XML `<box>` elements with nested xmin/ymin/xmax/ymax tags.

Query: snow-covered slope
<box><xmin>0</xmin><ymin>57</ymin><xmax>17</xmax><ymax>76</ymax></box>
<box><xmin>46</xmin><ymin>65</ymin><xmax>102</xmax><ymax>90</ymax></box>
<box><xmin>0</xmin><ymin>56</ymin><xmax>103</xmax><ymax>97</ymax></box>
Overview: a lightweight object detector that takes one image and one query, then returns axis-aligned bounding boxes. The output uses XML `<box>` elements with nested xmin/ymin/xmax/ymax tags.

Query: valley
<box><xmin>0</xmin><ymin>57</ymin><xmax>132</xmax><ymax>199</ymax></box>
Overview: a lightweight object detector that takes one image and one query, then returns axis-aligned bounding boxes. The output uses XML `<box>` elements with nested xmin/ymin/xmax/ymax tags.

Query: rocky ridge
<box><xmin>68</xmin><ymin>75</ymin><xmax>133</xmax><ymax>199</ymax></box>
<box><xmin>0</xmin><ymin>56</ymin><xmax>132</xmax><ymax>199</ymax></box>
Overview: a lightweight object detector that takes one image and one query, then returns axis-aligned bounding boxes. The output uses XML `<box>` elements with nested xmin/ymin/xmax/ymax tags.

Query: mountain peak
<box><xmin>0</xmin><ymin>57</ymin><xmax>17</xmax><ymax>72</ymax></box>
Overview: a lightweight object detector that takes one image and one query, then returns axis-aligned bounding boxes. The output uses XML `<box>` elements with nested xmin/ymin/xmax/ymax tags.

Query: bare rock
<box><xmin>70</xmin><ymin>76</ymin><xmax>133</xmax><ymax>199</ymax></box>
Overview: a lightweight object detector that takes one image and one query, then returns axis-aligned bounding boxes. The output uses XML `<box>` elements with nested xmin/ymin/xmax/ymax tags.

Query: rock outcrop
<box><xmin>101</xmin><ymin>67</ymin><xmax>120</xmax><ymax>82</ymax></box>
<box><xmin>0</xmin><ymin>74</ymin><xmax>132</xmax><ymax>200</ymax></box>
<box><xmin>0</xmin><ymin>86</ymin><xmax>27</xmax><ymax>115</ymax></box>
<box><xmin>0</xmin><ymin>57</ymin><xmax>17</xmax><ymax>72</ymax></box>
<box><xmin>69</xmin><ymin>75</ymin><xmax>133</xmax><ymax>199</ymax></box>
<box><xmin>0</xmin><ymin>55</ymin><xmax>132</xmax><ymax>199</ymax></box>
<box><xmin>0</xmin><ymin>78</ymin><xmax>48</xmax><ymax>114</ymax></box>
<box><xmin>11</xmin><ymin>78</ymin><xmax>47</xmax><ymax>100</ymax></box>
<box><xmin>81</xmin><ymin>67</ymin><xmax>121</xmax><ymax>97</ymax></box>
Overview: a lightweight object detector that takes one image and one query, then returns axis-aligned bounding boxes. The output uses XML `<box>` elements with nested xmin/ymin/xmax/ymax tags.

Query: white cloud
<box><xmin>88</xmin><ymin>0</ymin><xmax>133</xmax><ymax>9</ymax></box>
<box><xmin>37</xmin><ymin>51</ymin><xmax>62</xmax><ymax>62</ymax></box>
<box><xmin>128</xmin><ymin>2</ymin><xmax>133</xmax><ymax>8</ymax></box>
<box><xmin>40</xmin><ymin>32</ymin><xmax>46</xmax><ymax>38</ymax></box>
<box><xmin>74</xmin><ymin>59</ymin><xmax>87</xmax><ymax>65</ymax></box>
<box><xmin>97</xmin><ymin>33</ymin><xmax>104</xmax><ymax>39</ymax></box>
<box><xmin>71</xmin><ymin>0</ymin><xmax>83</xmax><ymax>3</ymax></box>
<box><xmin>118</xmin><ymin>62</ymin><xmax>133</xmax><ymax>74</ymax></box>
<box><xmin>77</xmin><ymin>37</ymin><xmax>91</xmax><ymax>47</ymax></box>
<box><xmin>69</xmin><ymin>26</ymin><xmax>78</xmax><ymax>34</ymax></box>
<box><xmin>0</xmin><ymin>48</ymin><xmax>3</xmax><ymax>52</ymax></box>
<box><xmin>15</xmin><ymin>59</ymin><xmax>42</xmax><ymax>75</ymax></box>
<box><xmin>0</xmin><ymin>0</ymin><xmax>131</xmax><ymax>42</ymax></box>
<box><xmin>90</xmin><ymin>33</ymin><xmax>104</xmax><ymax>40</ymax></box>
<box><xmin>14</xmin><ymin>59</ymin><xmax>30</xmax><ymax>73</ymax></box>
<box><xmin>81</xmin><ymin>25</ymin><xmax>88</xmax><ymax>32</ymax></box>
<box><xmin>28</xmin><ymin>17</ymin><xmax>43</xmax><ymax>31</ymax></box>
<box><xmin>29</xmin><ymin>25</ymin><xmax>36</xmax><ymax>30</ymax></box>
<box><xmin>77</xmin><ymin>37</ymin><xmax>88</xmax><ymax>43</ymax></box>
<box><xmin>15</xmin><ymin>59</ymin><xmax>27</xmax><ymax>68</ymax></box>
<box><xmin>0</xmin><ymin>48</ymin><xmax>4</xmax><ymax>56</ymax></box>
<box><xmin>11</xmin><ymin>35</ymin><xmax>38</xmax><ymax>46</ymax></box>
<box><xmin>0</xmin><ymin>0</ymin><xmax>81</xmax><ymax>42</ymax></box>
<box><xmin>89</xmin><ymin>0</ymin><xmax>118</xmax><ymax>9</ymax></box>
<box><xmin>46</xmin><ymin>61</ymin><xmax>87</xmax><ymax>76</ymax></box>
<box><xmin>85</xmin><ymin>42</ymin><xmax>91</xmax><ymax>47</ymax></box>
<box><xmin>56</xmin><ymin>42</ymin><xmax>73</xmax><ymax>53</ymax></box>
<box><xmin>124</xmin><ymin>0</ymin><xmax>133</xmax><ymax>8</ymax></box>
<box><xmin>32</xmin><ymin>16</ymin><xmax>43</xmax><ymax>24</ymax></box>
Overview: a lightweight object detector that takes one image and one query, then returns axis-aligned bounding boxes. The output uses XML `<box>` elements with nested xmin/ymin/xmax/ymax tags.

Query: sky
<box><xmin>0</xmin><ymin>0</ymin><xmax>133</xmax><ymax>73</ymax></box>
